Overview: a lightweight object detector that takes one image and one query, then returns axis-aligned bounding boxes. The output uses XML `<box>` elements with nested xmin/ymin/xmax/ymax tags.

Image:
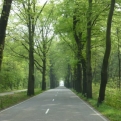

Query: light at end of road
<box><xmin>59</xmin><ymin>80</ymin><xmax>64</xmax><ymax>86</ymax></box>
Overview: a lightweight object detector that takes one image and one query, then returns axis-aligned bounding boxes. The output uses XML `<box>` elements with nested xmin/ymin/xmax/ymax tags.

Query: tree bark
<box><xmin>81</xmin><ymin>55</ymin><xmax>87</xmax><ymax>95</ymax></box>
<box><xmin>42</xmin><ymin>57</ymin><xmax>46</xmax><ymax>90</ymax></box>
<box><xmin>86</xmin><ymin>0</ymin><xmax>92</xmax><ymax>98</ymax></box>
<box><xmin>49</xmin><ymin>61</ymin><xmax>55</xmax><ymax>88</ymax></box>
<box><xmin>27</xmin><ymin>1</ymin><xmax>35</xmax><ymax>96</ymax></box>
<box><xmin>27</xmin><ymin>32</ymin><xmax>35</xmax><ymax>96</ymax></box>
<box><xmin>117</xmin><ymin>28</ymin><xmax>121</xmax><ymax>89</ymax></box>
<box><xmin>72</xmin><ymin>67</ymin><xmax>77</xmax><ymax>90</ymax></box>
<box><xmin>76</xmin><ymin>52</ymin><xmax>82</xmax><ymax>92</ymax></box>
<box><xmin>0</xmin><ymin>0</ymin><xmax>13</xmax><ymax>70</ymax></box>
<box><xmin>42</xmin><ymin>41</ymin><xmax>47</xmax><ymax>90</ymax></box>
<box><xmin>50</xmin><ymin>66</ymin><xmax>55</xmax><ymax>89</ymax></box>
<box><xmin>98</xmin><ymin>0</ymin><xmax>115</xmax><ymax>104</ymax></box>
<box><xmin>65</xmin><ymin>64</ymin><xmax>71</xmax><ymax>88</ymax></box>
<box><xmin>73</xmin><ymin>8</ymin><xmax>83</xmax><ymax>93</ymax></box>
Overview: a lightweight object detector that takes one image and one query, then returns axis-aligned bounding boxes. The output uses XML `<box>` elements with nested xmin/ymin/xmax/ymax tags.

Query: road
<box><xmin>0</xmin><ymin>87</ymin><xmax>109</xmax><ymax>121</ymax></box>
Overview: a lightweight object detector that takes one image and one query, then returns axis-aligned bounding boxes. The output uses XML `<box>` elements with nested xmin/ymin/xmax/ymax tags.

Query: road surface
<box><xmin>0</xmin><ymin>87</ymin><xmax>109</xmax><ymax>121</ymax></box>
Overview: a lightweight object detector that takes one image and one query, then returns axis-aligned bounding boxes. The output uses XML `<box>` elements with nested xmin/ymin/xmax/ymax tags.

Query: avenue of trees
<box><xmin>0</xmin><ymin>0</ymin><xmax>121</xmax><ymax>105</ymax></box>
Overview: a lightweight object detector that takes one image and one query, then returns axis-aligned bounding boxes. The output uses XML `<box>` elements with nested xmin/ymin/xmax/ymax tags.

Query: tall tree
<box><xmin>86</xmin><ymin>0</ymin><xmax>92</xmax><ymax>98</ymax></box>
<box><xmin>116</xmin><ymin>28</ymin><xmax>121</xmax><ymax>89</ymax></box>
<box><xmin>73</xmin><ymin>10</ymin><xmax>83</xmax><ymax>93</ymax></box>
<box><xmin>0</xmin><ymin>0</ymin><xmax>13</xmax><ymax>70</ymax></box>
<box><xmin>98</xmin><ymin>0</ymin><xmax>115</xmax><ymax>104</ymax></box>
<box><xmin>27</xmin><ymin>0</ymin><xmax>35</xmax><ymax>96</ymax></box>
<box><xmin>49</xmin><ymin>61</ymin><xmax>56</xmax><ymax>89</ymax></box>
<box><xmin>34</xmin><ymin>4</ymin><xmax>55</xmax><ymax>90</ymax></box>
<box><xmin>22</xmin><ymin>0</ymin><xmax>48</xmax><ymax>95</ymax></box>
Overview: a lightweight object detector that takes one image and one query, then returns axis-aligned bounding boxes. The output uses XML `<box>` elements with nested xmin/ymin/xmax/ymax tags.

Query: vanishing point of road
<box><xmin>0</xmin><ymin>87</ymin><xmax>110</xmax><ymax>121</ymax></box>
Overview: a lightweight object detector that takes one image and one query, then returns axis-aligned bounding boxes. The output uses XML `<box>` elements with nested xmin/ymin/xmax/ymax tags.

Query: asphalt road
<box><xmin>0</xmin><ymin>87</ymin><xmax>109</xmax><ymax>121</ymax></box>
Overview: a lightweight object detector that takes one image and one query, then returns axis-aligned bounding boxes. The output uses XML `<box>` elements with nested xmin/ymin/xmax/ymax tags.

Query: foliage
<box><xmin>0</xmin><ymin>0</ymin><xmax>121</xmax><ymax>116</ymax></box>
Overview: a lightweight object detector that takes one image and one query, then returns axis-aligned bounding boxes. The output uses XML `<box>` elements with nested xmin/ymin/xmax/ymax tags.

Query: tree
<box><xmin>49</xmin><ymin>61</ymin><xmax>56</xmax><ymax>89</ymax></box>
<box><xmin>0</xmin><ymin>0</ymin><xmax>13</xmax><ymax>70</ymax></box>
<box><xmin>116</xmin><ymin>28</ymin><xmax>121</xmax><ymax>89</ymax></box>
<box><xmin>34</xmin><ymin>3</ymin><xmax>55</xmax><ymax>90</ymax></box>
<box><xmin>86</xmin><ymin>0</ymin><xmax>93</xmax><ymax>98</ymax></box>
<box><xmin>98</xmin><ymin>0</ymin><xmax>115</xmax><ymax>104</ymax></box>
<box><xmin>73</xmin><ymin>2</ymin><xmax>83</xmax><ymax>93</ymax></box>
<box><xmin>15</xmin><ymin>0</ymin><xmax>48</xmax><ymax>95</ymax></box>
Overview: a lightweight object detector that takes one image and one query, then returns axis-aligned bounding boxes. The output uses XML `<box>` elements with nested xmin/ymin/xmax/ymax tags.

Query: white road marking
<box><xmin>55</xmin><ymin>95</ymin><xmax>57</xmax><ymax>96</ymax></box>
<box><xmin>0</xmin><ymin>94</ymin><xmax>37</xmax><ymax>113</ymax></box>
<box><xmin>71</xmin><ymin>91</ymin><xmax>109</xmax><ymax>121</ymax></box>
<box><xmin>45</xmin><ymin>109</ymin><xmax>49</xmax><ymax>114</ymax></box>
<box><xmin>87</xmin><ymin>105</ymin><xmax>108</xmax><ymax>121</ymax></box>
<box><xmin>52</xmin><ymin>99</ymin><xmax>54</xmax><ymax>101</ymax></box>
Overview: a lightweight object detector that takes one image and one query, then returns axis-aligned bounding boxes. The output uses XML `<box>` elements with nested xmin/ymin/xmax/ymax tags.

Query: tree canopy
<box><xmin>0</xmin><ymin>0</ymin><xmax>120</xmax><ymax>107</ymax></box>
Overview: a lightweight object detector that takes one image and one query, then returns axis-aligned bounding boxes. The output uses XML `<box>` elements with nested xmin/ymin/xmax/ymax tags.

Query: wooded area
<box><xmin>0</xmin><ymin>0</ymin><xmax>120</xmax><ymax>108</ymax></box>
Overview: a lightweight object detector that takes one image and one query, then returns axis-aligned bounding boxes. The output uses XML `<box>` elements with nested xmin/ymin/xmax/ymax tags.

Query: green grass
<box><xmin>73</xmin><ymin>83</ymin><xmax>121</xmax><ymax>121</ymax></box>
<box><xmin>0</xmin><ymin>88</ymin><xmax>43</xmax><ymax>111</ymax></box>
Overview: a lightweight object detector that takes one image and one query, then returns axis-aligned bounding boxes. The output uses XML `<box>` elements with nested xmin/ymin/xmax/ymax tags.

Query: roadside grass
<box><xmin>0</xmin><ymin>88</ymin><xmax>43</xmax><ymax>111</ymax></box>
<box><xmin>0</xmin><ymin>88</ymin><xmax>25</xmax><ymax>93</ymax></box>
<box><xmin>73</xmin><ymin>83</ymin><xmax>121</xmax><ymax>121</ymax></box>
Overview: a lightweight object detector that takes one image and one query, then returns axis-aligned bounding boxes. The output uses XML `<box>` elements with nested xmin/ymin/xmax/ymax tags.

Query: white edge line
<box><xmin>70</xmin><ymin>90</ymin><xmax>109</xmax><ymax>121</ymax></box>
<box><xmin>0</xmin><ymin>89</ymin><xmax>53</xmax><ymax>113</ymax></box>
<box><xmin>45</xmin><ymin>109</ymin><xmax>49</xmax><ymax>114</ymax></box>
<box><xmin>0</xmin><ymin>93</ymin><xmax>41</xmax><ymax>113</ymax></box>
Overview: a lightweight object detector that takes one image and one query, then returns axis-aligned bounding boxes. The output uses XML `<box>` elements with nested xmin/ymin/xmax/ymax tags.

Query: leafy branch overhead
<box><xmin>0</xmin><ymin>1</ymin><xmax>121</xmax><ymax>116</ymax></box>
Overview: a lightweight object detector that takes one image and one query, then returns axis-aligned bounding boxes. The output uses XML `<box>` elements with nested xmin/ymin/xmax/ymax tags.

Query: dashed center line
<box><xmin>52</xmin><ymin>99</ymin><xmax>54</xmax><ymax>101</ymax></box>
<box><xmin>45</xmin><ymin>109</ymin><xmax>49</xmax><ymax>114</ymax></box>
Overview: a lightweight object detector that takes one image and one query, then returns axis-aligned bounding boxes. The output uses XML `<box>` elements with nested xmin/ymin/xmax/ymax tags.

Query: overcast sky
<box><xmin>0</xmin><ymin>0</ymin><xmax>49</xmax><ymax>5</ymax></box>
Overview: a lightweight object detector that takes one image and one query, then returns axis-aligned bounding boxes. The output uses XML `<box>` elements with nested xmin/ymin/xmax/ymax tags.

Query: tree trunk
<box><xmin>117</xmin><ymin>28</ymin><xmax>121</xmax><ymax>89</ymax></box>
<box><xmin>42</xmin><ymin>41</ymin><xmax>46</xmax><ymax>90</ymax></box>
<box><xmin>65</xmin><ymin>64</ymin><xmax>71</xmax><ymax>88</ymax></box>
<box><xmin>42</xmin><ymin>57</ymin><xmax>46</xmax><ymax>90</ymax></box>
<box><xmin>86</xmin><ymin>0</ymin><xmax>92</xmax><ymax>98</ymax></box>
<box><xmin>98</xmin><ymin>0</ymin><xmax>115</xmax><ymax>104</ymax></box>
<box><xmin>27</xmin><ymin>36</ymin><xmax>35</xmax><ymax>96</ymax></box>
<box><xmin>0</xmin><ymin>0</ymin><xmax>13</xmax><ymax>70</ymax></box>
<box><xmin>27</xmin><ymin>1</ymin><xmax>35</xmax><ymax>96</ymax></box>
<box><xmin>73</xmin><ymin>67</ymin><xmax>77</xmax><ymax>90</ymax></box>
<box><xmin>50</xmin><ymin>63</ymin><xmax>55</xmax><ymax>89</ymax></box>
<box><xmin>76</xmin><ymin>52</ymin><xmax>82</xmax><ymax>92</ymax></box>
<box><xmin>73</xmin><ymin>8</ymin><xmax>83</xmax><ymax>93</ymax></box>
<box><xmin>81</xmin><ymin>55</ymin><xmax>87</xmax><ymax>95</ymax></box>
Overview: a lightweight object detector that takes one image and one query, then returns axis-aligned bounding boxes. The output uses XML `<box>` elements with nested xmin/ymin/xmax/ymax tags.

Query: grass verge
<box><xmin>0</xmin><ymin>88</ymin><xmax>43</xmax><ymax>111</ymax></box>
<box><xmin>73</xmin><ymin>84</ymin><xmax>121</xmax><ymax>121</ymax></box>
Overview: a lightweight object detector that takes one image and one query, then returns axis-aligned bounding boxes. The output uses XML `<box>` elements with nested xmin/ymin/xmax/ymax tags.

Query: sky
<box><xmin>40</xmin><ymin>0</ymin><xmax>48</xmax><ymax>4</ymax></box>
<box><xmin>38</xmin><ymin>0</ymin><xmax>50</xmax><ymax>5</ymax></box>
<box><xmin>0</xmin><ymin>0</ymin><xmax>50</xmax><ymax>5</ymax></box>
